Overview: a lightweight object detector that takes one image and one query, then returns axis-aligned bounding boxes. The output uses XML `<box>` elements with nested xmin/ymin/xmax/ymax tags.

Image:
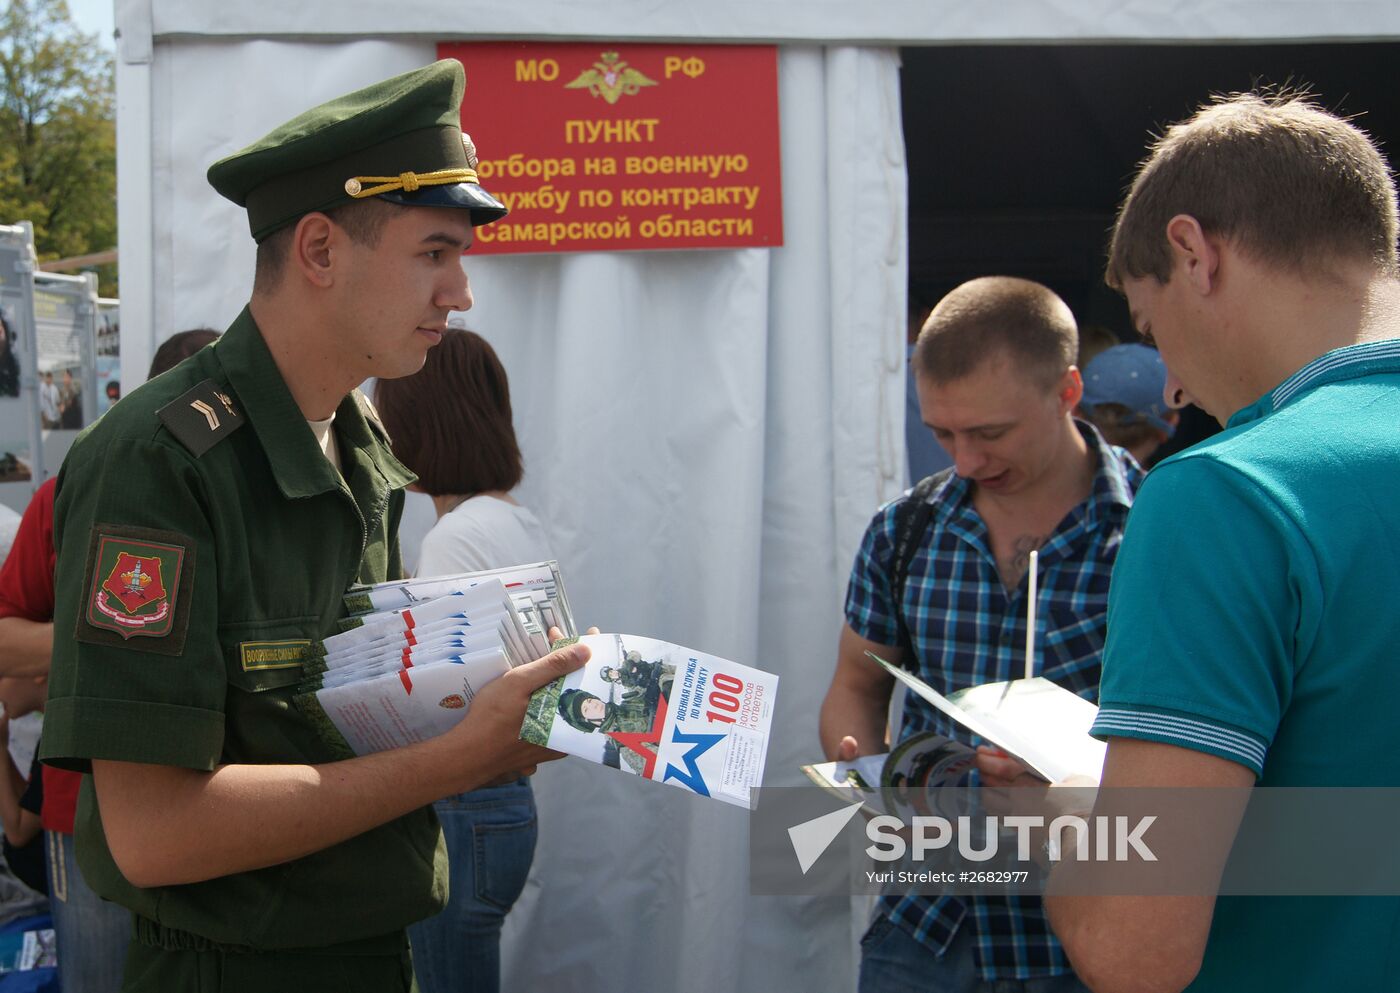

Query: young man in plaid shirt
<box><xmin>820</xmin><ymin>275</ymin><xmax>1143</xmax><ymax>992</ymax></box>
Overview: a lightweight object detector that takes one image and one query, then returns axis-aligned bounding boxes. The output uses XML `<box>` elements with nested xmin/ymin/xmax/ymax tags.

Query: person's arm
<box><xmin>0</xmin><ymin>718</ymin><xmax>41</xmax><ymax>848</ymax></box>
<box><xmin>0</xmin><ymin>617</ymin><xmax>53</xmax><ymax>678</ymax></box>
<box><xmin>1044</xmin><ymin>738</ymin><xmax>1254</xmax><ymax>993</ymax></box>
<box><xmin>92</xmin><ymin>639</ymin><xmax>587</xmax><ymax>888</ymax></box>
<box><xmin>818</xmin><ymin>624</ymin><xmax>897</xmax><ymax>761</ymax></box>
<box><xmin>0</xmin><ymin>479</ymin><xmax>57</xmax><ymax>679</ymax></box>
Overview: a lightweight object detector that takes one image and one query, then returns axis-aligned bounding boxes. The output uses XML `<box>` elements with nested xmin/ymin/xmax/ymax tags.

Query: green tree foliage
<box><xmin>0</xmin><ymin>0</ymin><xmax>116</xmax><ymax>294</ymax></box>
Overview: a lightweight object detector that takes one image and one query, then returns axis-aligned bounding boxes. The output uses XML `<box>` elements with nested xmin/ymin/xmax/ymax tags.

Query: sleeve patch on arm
<box><xmin>76</xmin><ymin>524</ymin><xmax>196</xmax><ymax>656</ymax></box>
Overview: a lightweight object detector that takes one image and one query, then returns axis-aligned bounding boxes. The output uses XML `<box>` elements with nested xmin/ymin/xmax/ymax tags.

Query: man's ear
<box><xmin>1057</xmin><ymin>365</ymin><xmax>1084</xmax><ymax>414</ymax></box>
<box><xmin>1165</xmin><ymin>214</ymin><xmax>1221</xmax><ymax>296</ymax></box>
<box><xmin>290</xmin><ymin>212</ymin><xmax>337</xmax><ymax>288</ymax></box>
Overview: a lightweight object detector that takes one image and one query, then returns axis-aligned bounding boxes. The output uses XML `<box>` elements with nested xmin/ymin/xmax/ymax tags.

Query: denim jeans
<box><xmin>858</xmin><ymin>913</ymin><xmax>1090</xmax><ymax>993</ymax></box>
<box><xmin>47</xmin><ymin>829</ymin><xmax>131</xmax><ymax>992</ymax></box>
<box><xmin>407</xmin><ymin>778</ymin><xmax>537</xmax><ymax>993</ymax></box>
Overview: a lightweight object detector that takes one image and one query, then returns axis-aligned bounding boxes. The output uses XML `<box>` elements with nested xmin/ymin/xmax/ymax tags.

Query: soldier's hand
<box><xmin>451</xmin><ymin>639</ymin><xmax>591</xmax><ymax>790</ymax></box>
<box><xmin>481</xmin><ymin>769</ymin><xmax>537</xmax><ymax>786</ymax></box>
<box><xmin>547</xmin><ymin>624</ymin><xmax>601</xmax><ymax>644</ymax></box>
<box><xmin>835</xmin><ymin>735</ymin><xmax>860</xmax><ymax>762</ymax></box>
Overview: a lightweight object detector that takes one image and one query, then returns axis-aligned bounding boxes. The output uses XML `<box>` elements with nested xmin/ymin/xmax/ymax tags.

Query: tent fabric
<box><xmin>122</xmin><ymin>6</ymin><xmax>1400</xmax><ymax>990</ymax></box>
<box><xmin>139</xmin><ymin>37</ymin><xmax>905</xmax><ymax>992</ymax></box>
<box><xmin>141</xmin><ymin>0</ymin><xmax>1400</xmax><ymax>45</ymax></box>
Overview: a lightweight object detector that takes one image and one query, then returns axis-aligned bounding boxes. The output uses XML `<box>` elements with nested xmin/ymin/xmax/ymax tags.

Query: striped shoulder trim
<box><xmin>1272</xmin><ymin>340</ymin><xmax>1400</xmax><ymax>409</ymax></box>
<box><xmin>1091</xmin><ymin>706</ymin><xmax>1268</xmax><ymax>776</ymax></box>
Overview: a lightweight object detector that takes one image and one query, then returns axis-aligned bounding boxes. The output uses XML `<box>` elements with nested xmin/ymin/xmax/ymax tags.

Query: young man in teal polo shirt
<box><xmin>1045</xmin><ymin>91</ymin><xmax>1400</xmax><ymax>991</ymax></box>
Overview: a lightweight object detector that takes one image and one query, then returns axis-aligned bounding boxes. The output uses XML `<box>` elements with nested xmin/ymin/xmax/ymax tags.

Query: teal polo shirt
<box><xmin>1093</xmin><ymin>339</ymin><xmax>1400</xmax><ymax>991</ymax></box>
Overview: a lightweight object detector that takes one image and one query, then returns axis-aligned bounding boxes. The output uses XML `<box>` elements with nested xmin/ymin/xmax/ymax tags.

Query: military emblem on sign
<box><xmin>439</xmin><ymin>694</ymin><xmax>467</xmax><ymax>710</ymax></box>
<box><xmin>86</xmin><ymin>533</ymin><xmax>186</xmax><ymax>639</ymax></box>
<box><xmin>564</xmin><ymin>51</ymin><xmax>658</xmax><ymax>104</ymax></box>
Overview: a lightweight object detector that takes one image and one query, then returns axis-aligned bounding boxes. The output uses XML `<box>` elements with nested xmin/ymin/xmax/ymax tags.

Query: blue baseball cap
<box><xmin>1080</xmin><ymin>344</ymin><xmax>1175</xmax><ymax>437</ymax></box>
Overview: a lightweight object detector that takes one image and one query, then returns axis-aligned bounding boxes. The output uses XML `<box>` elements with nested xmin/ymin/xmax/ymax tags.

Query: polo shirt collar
<box><xmin>1228</xmin><ymin>338</ymin><xmax>1400</xmax><ymax>429</ymax></box>
<box><xmin>213</xmin><ymin>307</ymin><xmax>415</xmax><ymax>499</ymax></box>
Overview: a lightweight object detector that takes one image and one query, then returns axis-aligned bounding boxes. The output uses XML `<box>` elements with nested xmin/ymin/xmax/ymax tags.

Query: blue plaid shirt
<box><xmin>845</xmin><ymin>422</ymin><xmax>1141</xmax><ymax>980</ymax></box>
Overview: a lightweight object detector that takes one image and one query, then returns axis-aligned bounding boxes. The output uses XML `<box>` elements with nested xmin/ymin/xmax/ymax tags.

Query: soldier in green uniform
<box><xmin>558</xmin><ymin>687</ymin><xmax>658</xmax><ymax>775</ymax></box>
<box><xmin>557</xmin><ymin>664</ymin><xmax>675</xmax><ymax>776</ymax></box>
<box><xmin>599</xmin><ymin>649</ymin><xmax>664</xmax><ymax>695</ymax></box>
<box><xmin>39</xmin><ymin>61</ymin><xmax>589</xmax><ymax>992</ymax></box>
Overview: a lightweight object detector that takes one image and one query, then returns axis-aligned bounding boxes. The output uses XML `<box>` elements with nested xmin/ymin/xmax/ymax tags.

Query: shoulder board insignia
<box><xmin>355</xmin><ymin>389</ymin><xmax>390</xmax><ymax>443</ymax></box>
<box><xmin>157</xmin><ymin>379</ymin><xmax>245</xmax><ymax>457</ymax></box>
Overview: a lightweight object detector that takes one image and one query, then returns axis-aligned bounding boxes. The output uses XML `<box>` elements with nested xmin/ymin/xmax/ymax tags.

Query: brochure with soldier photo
<box><xmin>520</xmin><ymin>634</ymin><xmax>778</xmax><ymax>809</ymax></box>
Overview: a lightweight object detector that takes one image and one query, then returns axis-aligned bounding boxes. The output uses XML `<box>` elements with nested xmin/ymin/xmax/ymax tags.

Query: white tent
<box><xmin>113</xmin><ymin>3</ymin><xmax>1400</xmax><ymax>990</ymax></box>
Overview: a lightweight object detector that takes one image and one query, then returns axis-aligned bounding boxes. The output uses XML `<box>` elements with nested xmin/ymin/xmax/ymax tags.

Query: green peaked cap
<box><xmin>207</xmin><ymin>59</ymin><xmax>507</xmax><ymax>242</ymax></box>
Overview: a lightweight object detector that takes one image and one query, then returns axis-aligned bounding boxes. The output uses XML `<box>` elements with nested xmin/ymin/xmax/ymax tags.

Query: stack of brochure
<box><xmin>295</xmin><ymin>562</ymin><xmax>576</xmax><ymax>758</ymax></box>
<box><xmin>295</xmin><ymin>563</ymin><xmax>780</xmax><ymax>809</ymax></box>
<box><xmin>340</xmin><ymin>560</ymin><xmax>574</xmax><ymax>636</ymax></box>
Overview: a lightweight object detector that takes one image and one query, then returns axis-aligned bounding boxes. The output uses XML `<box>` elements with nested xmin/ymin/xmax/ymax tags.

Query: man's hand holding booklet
<box><xmin>865</xmin><ymin>650</ymin><xmax>1106</xmax><ymax>784</ymax></box>
<box><xmin>296</xmin><ymin>562</ymin><xmax>778</xmax><ymax>808</ymax></box>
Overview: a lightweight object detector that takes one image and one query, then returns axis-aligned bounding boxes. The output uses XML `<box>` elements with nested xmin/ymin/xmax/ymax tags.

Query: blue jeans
<box><xmin>407</xmin><ymin>779</ymin><xmax>537</xmax><ymax>993</ymax></box>
<box><xmin>47</xmin><ymin>829</ymin><xmax>131</xmax><ymax>992</ymax></box>
<box><xmin>858</xmin><ymin>913</ymin><xmax>1090</xmax><ymax>993</ymax></box>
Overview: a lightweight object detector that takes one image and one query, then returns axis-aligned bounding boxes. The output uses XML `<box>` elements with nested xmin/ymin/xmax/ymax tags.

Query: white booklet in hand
<box><xmin>296</xmin><ymin>568</ymin><xmax>577</xmax><ymax>758</ymax></box>
<box><xmin>801</xmin><ymin>730</ymin><xmax>977</xmax><ymax>817</ymax></box>
<box><xmin>868</xmin><ymin>652</ymin><xmax>1106</xmax><ymax>784</ymax></box>
<box><xmin>520</xmin><ymin>634</ymin><xmax>778</xmax><ymax>809</ymax></box>
<box><xmin>304</xmin><ymin>650</ymin><xmax>513</xmax><ymax>755</ymax></box>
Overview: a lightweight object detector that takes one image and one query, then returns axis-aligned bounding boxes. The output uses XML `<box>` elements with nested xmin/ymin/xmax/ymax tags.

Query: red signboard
<box><xmin>437</xmin><ymin>42</ymin><xmax>783</xmax><ymax>255</ymax></box>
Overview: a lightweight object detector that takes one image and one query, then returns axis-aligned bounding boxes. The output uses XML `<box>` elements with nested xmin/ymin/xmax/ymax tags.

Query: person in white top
<box><xmin>375</xmin><ymin>328</ymin><xmax>550</xmax><ymax>993</ymax></box>
<box><xmin>416</xmin><ymin>490</ymin><xmax>551</xmax><ymax>575</ymax></box>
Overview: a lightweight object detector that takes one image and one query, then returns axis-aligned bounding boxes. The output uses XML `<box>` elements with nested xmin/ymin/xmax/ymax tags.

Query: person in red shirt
<box><xmin>0</xmin><ymin>328</ymin><xmax>222</xmax><ymax>992</ymax></box>
<box><xmin>0</xmin><ymin>476</ymin><xmax>126</xmax><ymax>989</ymax></box>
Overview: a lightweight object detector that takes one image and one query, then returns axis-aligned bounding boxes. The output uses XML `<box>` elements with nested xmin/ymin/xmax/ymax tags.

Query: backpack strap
<box><xmin>889</xmin><ymin>467</ymin><xmax>956</xmax><ymax>671</ymax></box>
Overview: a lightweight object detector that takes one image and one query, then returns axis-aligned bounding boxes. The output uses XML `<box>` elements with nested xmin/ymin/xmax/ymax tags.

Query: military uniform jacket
<box><xmin>40</xmin><ymin>308</ymin><xmax>448</xmax><ymax>951</ymax></box>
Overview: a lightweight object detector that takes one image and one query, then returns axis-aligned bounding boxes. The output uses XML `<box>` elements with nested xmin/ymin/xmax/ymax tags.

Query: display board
<box><xmin>439</xmin><ymin>42</ymin><xmax>783</xmax><ymax>255</ymax></box>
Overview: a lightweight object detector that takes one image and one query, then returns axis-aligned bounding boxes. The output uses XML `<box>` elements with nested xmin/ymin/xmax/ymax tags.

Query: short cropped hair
<box><xmin>912</xmin><ymin>276</ymin><xmax>1077</xmax><ymax>388</ymax></box>
<box><xmin>375</xmin><ymin>329</ymin><xmax>524</xmax><ymax>497</ymax></box>
<box><xmin>1108</xmin><ymin>90</ymin><xmax>1399</xmax><ymax>288</ymax></box>
<box><xmin>252</xmin><ymin>199</ymin><xmax>397</xmax><ymax>293</ymax></box>
<box><xmin>149</xmin><ymin>328</ymin><xmax>221</xmax><ymax>379</ymax></box>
